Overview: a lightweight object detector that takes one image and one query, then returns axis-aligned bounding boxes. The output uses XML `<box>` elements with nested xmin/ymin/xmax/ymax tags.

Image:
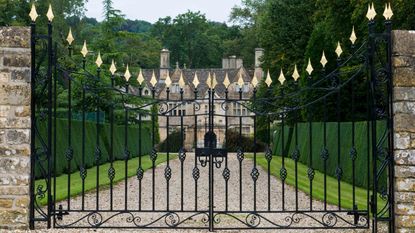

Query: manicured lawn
<box><xmin>36</xmin><ymin>153</ymin><xmax>175</xmax><ymax>206</ymax></box>
<box><xmin>247</xmin><ymin>153</ymin><xmax>386</xmax><ymax>211</ymax></box>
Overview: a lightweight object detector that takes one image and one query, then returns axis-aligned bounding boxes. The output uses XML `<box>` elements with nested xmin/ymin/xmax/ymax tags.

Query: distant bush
<box><xmin>158</xmin><ymin>131</ymin><xmax>184</xmax><ymax>153</ymax></box>
<box><xmin>225</xmin><ymin>129</ymin><xmax>266</xmax><ymax>152</ymax></box>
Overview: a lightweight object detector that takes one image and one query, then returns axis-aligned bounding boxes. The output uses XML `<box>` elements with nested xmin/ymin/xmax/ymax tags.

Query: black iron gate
<box><xmin>29</xmin><ymin>3</ymin><xmax>395</xmax><ymax>232</ymax></box>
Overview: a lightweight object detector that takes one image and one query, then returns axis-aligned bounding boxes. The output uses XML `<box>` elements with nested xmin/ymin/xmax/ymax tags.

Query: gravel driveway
<box><xmin>24</xmin><ymin>153</ymin><xmax>382</xmax><ymax>232</ymax></box>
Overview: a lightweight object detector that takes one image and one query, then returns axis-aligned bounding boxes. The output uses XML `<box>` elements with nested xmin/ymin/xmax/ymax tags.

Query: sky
<box><xmin>85</xmin><ymin>0</ymin><xmax>242</xmax><ymax>23</ymax></box>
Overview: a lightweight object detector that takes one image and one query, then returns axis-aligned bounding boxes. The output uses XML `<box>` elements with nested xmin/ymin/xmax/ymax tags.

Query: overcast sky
<box><xmin>85</xmin><ymin>0</ymin><xmax>242</xmax><ymax>23</ymax></box>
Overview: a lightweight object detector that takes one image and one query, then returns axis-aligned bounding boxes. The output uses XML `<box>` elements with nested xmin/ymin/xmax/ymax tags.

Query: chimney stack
<box><xmin>254</xmin><ymin>48</ymin><xmax>264</xmax><ymax>79</ymax></box>
<box><xmin>160</xmin><ymin>48</ymin><xmax>170</xmax><ymax>79</ymax></box>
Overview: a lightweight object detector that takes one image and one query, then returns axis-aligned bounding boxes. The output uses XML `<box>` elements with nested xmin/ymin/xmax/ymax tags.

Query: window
<box><xmin>243</xmin><ymin>82</ymin><xmax>250</xmax><ymax>93</ymax></box>
<box><xmin>171</xmin><ymin>83</ymin><xmax>180</xmax><ymax>93</ymax></box>
<box><xmin>144</xmin><ymin>90</ymin><xmax>149</xmax><ymax>96</ymax></box>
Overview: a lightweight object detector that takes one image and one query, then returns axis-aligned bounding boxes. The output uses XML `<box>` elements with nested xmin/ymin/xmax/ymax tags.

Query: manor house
<box><xmin>136</xmin><ymin>48</ymin><xmax>264</xmax><ymax>150</ymax></box>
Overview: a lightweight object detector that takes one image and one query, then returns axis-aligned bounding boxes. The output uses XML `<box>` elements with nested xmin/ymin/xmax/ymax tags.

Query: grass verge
<box><xmin>247</xmin><ymin>154</ymin><xmax>386</xmax><ymax>211</ymax></box>
<box><xmin>36</xmin><ymin>153</ymin><xmax>175</xmax><ymax>206</ymax></box>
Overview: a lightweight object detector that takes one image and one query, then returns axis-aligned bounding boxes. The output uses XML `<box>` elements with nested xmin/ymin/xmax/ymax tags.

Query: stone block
<box><xmin>14</xmin><ymin>197</ymin><xmax>29</xmax><ymax>209</ymax></box>
<box><xmin>396</xmin><ymin>215</ymin><xmax>415</xmax><ymax>228</ymax></box>
<box><xmin>0</xmin><ymin>198</ymin><xmax>13</xmax><ymax>208</ymax></box>
<box><xmin>394</xmin><ymin>87</ymin><xmax>415</xmax><ymax>101</ymax></box>
<box><xmin>0</xmin><ymin>105</ymin><xmax>11</xmax><ymax>117</ymax></box>
<box><xmin>2</xmin><ymin>53</ymin><xmax>30</xmax><ymax>68</ymax></box>
<box><xmin>394</xmin><ymin>102</ymin><xmax>415</xmax><ymax>115</ymax></box>
<box><xmin>395</xmin><ymin>150</ymin><xmax>415</xmax><ymax>165</ymax></box>
<box><xmin>394</xmin><ymin>67</ymin><xmax>415</xmax><ymax>87</ymax></box>
<box><xmin>0</xmin><ymin>72</ymin><xmax>10</xmax><ymax>82</ymax></box>
<box><xmin>394</xmin><ymin>114</ymin><xmax>415</xmax><ymax>133</ymax></box>
<box><xmin>392</xmin><ymin>30</ymin><xmax>415</xmax><ymax>56</ymax></box>
<box><xmin>14</xmin><ymin>106</ymin><xmax>30</xmax><ymax>117</ymax></box>
<box><xmin>393</xmin><ymin>56</ymin><xmax>415</xmax><ymax>68</ymax></box>
<box><xmin>396</xmin><ymin>192</ymin><xmax>415</xmax><ymax>203</ymax></box>
<box><xmin>0</xmin><ymin>157</ymin><xmax>29</xmax><ymax>174</ymax></box>
<box><xmin>0</xmin><ymin>175</ymin><xmax>29</xmax><ymax>186</ymax></box>
<box><xmin>396</xmin><ymin>178</ymin><xmax>415</xmax><ymax>192</ymax></box>
<box><xmin>0</xmin><ymin>27</ymin><xmax>30</xmax><ymax>48</ymax></box>
<box><xmin>0</xmin><ymin>186</ymin><xmax>28</xmax><ymax>195</ymax></box>
<box><xmin>0</xmin><ymin>145</ymin><xmax>30</xmax><ymax>157</ymax></box>
<box><xmin>395</xmin><ymin>166</ymin><xmax>415</xmax><ymax>178</ymax></box>
<box><xmin>394</xmin><ymin>133</ymin><xmax>412</xmax><ymax>150</ymax></box>
<box><xmin>397</xmin><ymin>203</ymin><xmax>415</xmax><ymax>215</ymax></box>
<box><xmin>0</xmin><ymin>209</ymin><xmax>27</xmax><ymax>226</ymax></box>
<box><xmin>5</xmin><ymin>129</ymin><xmax>30</xmax><ymax>145</ymax></box>
<box><xmin>0</xmin><ymin>117</ymin><xmax>31</xmax><ymax>129</ymax></box>
<box><xmin>0</xmin><ymin>83</ymin><xmax>30</xmax><ymax>106</ymax></box>
<box><xmin>10</xmin><ymin>69</ymin><xmax>30</xmax><ymax>83</ymax></box>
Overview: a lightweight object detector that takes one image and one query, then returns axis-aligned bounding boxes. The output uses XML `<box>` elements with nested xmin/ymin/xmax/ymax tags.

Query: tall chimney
<box><xmin>160</xmin><ymin>48</ymin><xmax>170</xmax><ymax>80</ymax></box>
<box><xmin>255</xmin><ymin>48</ymin><xmax>264</xmax><ymax>79</ymax></box>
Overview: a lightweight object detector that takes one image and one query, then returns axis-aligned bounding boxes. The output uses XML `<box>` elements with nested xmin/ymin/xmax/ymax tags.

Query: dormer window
<box><xmin>171</xmin><ymin>83</ymin><xmax>180</xmax><ymax>93</ymax></box>
<box><xmin>243</xmin><ymin>82</ymin><xmax>250</xmax><ymax>93</ymax></box>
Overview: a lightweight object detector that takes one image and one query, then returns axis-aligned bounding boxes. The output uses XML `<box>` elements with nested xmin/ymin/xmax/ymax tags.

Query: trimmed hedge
<box><xmin>35</xmin><ymin>118</ymin><xmax>152</xmax><ymax>178</ymax></box>
<box><xmin>272</xmin><ymin>121</ymin><xmax>387</xmax><ymax>189</ymax></box>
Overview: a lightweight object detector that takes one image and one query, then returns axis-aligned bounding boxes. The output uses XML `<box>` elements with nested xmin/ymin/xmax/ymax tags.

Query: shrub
<box><xmin>225</xmin><ymin>129</ymin><xmax>266</xmax><ymax>152</ymax></box>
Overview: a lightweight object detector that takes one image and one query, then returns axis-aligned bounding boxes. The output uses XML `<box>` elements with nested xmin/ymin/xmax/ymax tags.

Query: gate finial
<box><xmin>383</xmin><ymin>3</ymin><xmax>393</xmax><ymax>20</ymax></box>
<box><xmin>265</xmin><ymin>70</ymin><xmax>272</xmax><ymax>87</ymax></box>
<box><xmin>335</xmin><ymin>42</ymin><xmax>343</xmax><ymax>58</ymax></box>
<box><xmin>366</xmin><ymin>3</ymin><xmax>377</xmax><ymax>21</ymax></box>
<box><xmin>29</xmin><ymin>4</ymin><xmax>39</xmax><ymax>22</ymax></box>
<box><xmin>81</xmin><ymin>41</ymin><xmax>88</xmax><ymax>57</ymax></box>
<box><xmin>306</xmin><ymin>58</ymin><xmax>313</xmax><ymax>76</ymax></box>
<box><xmin>350</xmin><ymin>26</ymin><xmax>357</xmax><ymax>45</ymax></box>
<box><xmin>292</xmin><ymin>64</ymin><xmax>300</xmax><ymax>82</ymax></box>
<box><xmin>95</xmin><ymin>52</ymin><xmax>103</xmax><ymax>68</ymax></box>
<box><xmin>66</xmin><ymin>28</ymin><xmax>74</xmax><ymax>45</ymax></box>
<box><xmin>320</xmin><ymin>51</ymin><xmax>328</xmax><ymax>68</ymax></box>
<box><xmin>46</xmin><ymin>4</ymin><xmax>54</xmax><ymax>22</ymax></box>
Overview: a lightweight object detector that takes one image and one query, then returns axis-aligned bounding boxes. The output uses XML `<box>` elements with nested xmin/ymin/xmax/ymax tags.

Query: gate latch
<box><xmin>196</xmin><ymin>131</ymin><xmax>227</xmax><ymax>168</ymax></box>
<box><xmin>346</xmin><ymin>205</ymin><xmax>365</xmax><ymax>225</ymax></box>
<box><xmin>55</xmin><ymin>204</ymin><xmax>69</xmax><ymax>221</ymax></box>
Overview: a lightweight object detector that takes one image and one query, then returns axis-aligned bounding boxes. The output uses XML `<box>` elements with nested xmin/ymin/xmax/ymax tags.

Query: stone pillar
<box><xmin>0</xmin><ymin>27</ymin><xmax>31</xmax><ymax>230</ymax></box>
<box><xmin>392</xmin><ymin>30</ymin><xmax>415</xmax><ymax>233</ymax></box>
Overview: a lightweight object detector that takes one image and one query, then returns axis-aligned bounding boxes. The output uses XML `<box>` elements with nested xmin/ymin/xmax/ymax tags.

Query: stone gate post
<box><xmin>0</xmin><ymin>27</ymin><xmax>31</xmax><ymax>230</ymax></box>
<box><xmin>393</xmin><ymin>30</ymin><xmax>415</xmax><ymax>233</ymax></box>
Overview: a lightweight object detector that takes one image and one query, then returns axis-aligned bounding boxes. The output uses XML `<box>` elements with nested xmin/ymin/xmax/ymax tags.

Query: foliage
<box><xmin>151</xmin><ymin>11</ymin><xmax>252</xmax><ymax>68</ymax></box>
<box><xmin>158</xmin><ymin>130</ymin><xmax>184</xmax><ymax>153</ymax></box>
<box><xmin>225</xmin><ymin>129</ymin><xmax>266</xmax><ymax>152</ymax></box>
<box><xmin>272</xmin><ymin>121</ymin><xmax>387</xmax><ymax>189</ymax></box>
<box><xmin>35</xmin><ymin>118</ymin><xmax>153</xmax><ymax>178</ymax></box>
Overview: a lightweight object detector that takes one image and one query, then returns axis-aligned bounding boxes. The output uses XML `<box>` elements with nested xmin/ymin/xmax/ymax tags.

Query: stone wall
<box><xmin>0</xmin><ymin>27</ymin><xmax>31</xmax><ymax>229</ymax></box>
<box><xmin>393</xmin><ymin>30</ymin><xmax>415</xmax><ymax>233</ymax></box>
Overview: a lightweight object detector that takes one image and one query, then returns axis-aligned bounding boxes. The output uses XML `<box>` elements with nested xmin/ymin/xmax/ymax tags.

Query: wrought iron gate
<box><xmin>29</xmin><ymin>3</ymin><xmax>395</xmax><ymax>232</ymax></box>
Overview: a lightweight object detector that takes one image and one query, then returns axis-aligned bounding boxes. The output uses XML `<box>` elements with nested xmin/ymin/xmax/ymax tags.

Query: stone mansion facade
<box><xmin>136</xmin><ymin>48</ymin><xmax>264</xmax><ymax>150</ymax></box>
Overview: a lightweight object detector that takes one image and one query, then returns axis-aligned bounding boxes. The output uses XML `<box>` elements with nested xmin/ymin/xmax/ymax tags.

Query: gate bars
<box><xmin>29</xmin><ymin>2</ymin><xmax>395</xmax><ymax>232</ymax></box>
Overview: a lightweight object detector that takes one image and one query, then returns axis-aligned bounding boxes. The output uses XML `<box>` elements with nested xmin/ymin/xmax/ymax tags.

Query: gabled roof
<box><xmin>139</xmin><ymin>67</ymin><xmax>255</xmax><ymax>99</ymax></box>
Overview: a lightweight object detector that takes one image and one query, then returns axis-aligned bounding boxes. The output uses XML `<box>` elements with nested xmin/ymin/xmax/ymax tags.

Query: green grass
<box><xmin>247</xmin><ymin>154</ymin><xmax>386</xmax><ymax>211</ymax></box>
<box><xmin>36</xmin><ymin>153</ymin><xmax>175</xmax><ymax>206</ymax></box>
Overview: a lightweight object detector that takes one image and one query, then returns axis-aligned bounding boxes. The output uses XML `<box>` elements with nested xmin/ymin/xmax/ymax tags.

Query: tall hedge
<box><xmin>35</xmin><ymin>119</ymin><xmax>153</xmax><ymax>178</ymax></box>
<box><xmin>272</xmin><ymin>121</ymin><xmax>387</xmax><ymax>189</ymax></box>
